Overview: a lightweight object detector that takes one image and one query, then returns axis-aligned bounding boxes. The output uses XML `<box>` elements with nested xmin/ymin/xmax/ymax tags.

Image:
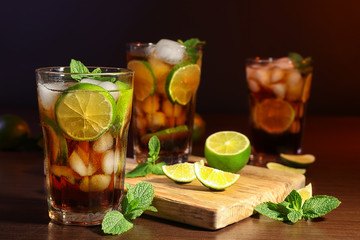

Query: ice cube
<box><xmin>93</xmin><ymin>132</ymin><xmax>113</xmax><ymax>153</ymax></box>
<box><xmin>154</xmin><ymin>39</ymin><xmax>185</xmax><ymax>65</ymax></box>
<box><xmin>247</xmin><ymin>79</ymin><xmax>260</xmax><ymax>93</ymax></box>
<box><xmin>146</xmin><ymin>112</ymin><xmax>167</xmax><ymax>131</ymax></box>
<box><xmin>80</xmin><ymin>78</ymin><xmax>102</xmax><ymax>85</ymax></box>
<box><xmin>253</xmin><ymin>69</ymin><xmax>271</xmax><ymax>87</ymax></box>
<box><xmin>37</xmin><ymin>82</ymin><xmax>72</xmax><ymax>111</ymax></box>
<box><xmin>141</xmin><ymin>95</ymin><xmax>160</xmax><ymax>114</ymax></box>
<box><xmin>98</xmin><ymin>81</ymin><xmax>120</xmax><ymax>101</ymax></box>
<box><xmin>102</xmin><ymin>150</ymin><xmax>115</xmax><ymax>175</ymax></box>
<box><xmin>69</xmin><ymin>151</ymin><xmax>96</xmax><ymax>176</ymax></box>
<box><xmin>286</xmin><ymin>70</ymin><xmax>303</xmax><ymax>101</ymax></box>
<box><xmin>271</xmin><ymin>83</ymin><xmax>286</xmax><ymax>99</ymax></box>
<box><xmin>271</xmin><ymin>69</ymin><xmax>284</xmax><ymax>83</ymax></box>
<box><xmin>80</xmin><ymin>174</ymin><xmax>111</xmax><ymax>192</ymax></box>
<box><xmin>273</xmin><ymin>57</ymin><xmax>294</xmax><ymax>69</ymax></box>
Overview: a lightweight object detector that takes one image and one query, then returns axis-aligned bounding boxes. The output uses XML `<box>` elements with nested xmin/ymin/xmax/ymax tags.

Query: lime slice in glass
<box><xmin>55</xmin><ymin>83</ymin><xmax>116</xmax><ymax>141</ymax></box>
<box><xmin>127</xmin><ymin>60</ymin><xmax>156</xmax><ymax>101</ymax></box>
<box><xmin>166</xmin><ymin>62</ymin><xmax>201</xmax><ymax>105</ymax></box>
<box><xmin>194</xmin><ymin>161</ymin><xmax>240</xmax><ymax>190</ymax></box>
<box><xmin>204</xmin><ymin>131</ymin><xmax>251</xmax><ymax>173</ymax></box>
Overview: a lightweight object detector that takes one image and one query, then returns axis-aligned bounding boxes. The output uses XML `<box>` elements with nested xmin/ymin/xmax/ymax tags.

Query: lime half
<box><xmin>166</xmin><ymin>62</ymin><xmax>201</xmax><ymax>105</ymax></box>
<box><xmin>194</xmin><ymin>161</ymin><xmax>240</xmax><ymax>190</ymax></box>
<box><xmin>205</xmin><ymin>131</ymin><xmax>251</xmax><ymax>173</ymax></box>
<box><xmin>55</xmin><ymin>83</ymin><xmax>116</xmax><ymax>141</ymax></box>
<box><xmin>162</xmin><ymin>161</ymin><xmax>203</xmax><ymax>183</ymax></box>
<box><xmin>127</xmin><ymin>60</ymin><xmax>156</xmax><ymax>101</ymax></box>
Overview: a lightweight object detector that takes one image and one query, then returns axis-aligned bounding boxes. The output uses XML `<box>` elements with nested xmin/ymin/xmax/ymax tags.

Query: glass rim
<box><xmin>35</xmin><ymin>66</ymin><xmax>134</xmax><ymax>76</ymax></box>
<box><xmin>126</xmin><ymin>42</ymin><xmax>156</xmax><ymax>47</ymax></box>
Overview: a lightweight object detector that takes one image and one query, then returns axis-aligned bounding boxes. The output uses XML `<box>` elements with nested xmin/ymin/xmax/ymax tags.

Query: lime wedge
<box><xmin>127</xmin><ymin>60</ymin><xmax>156</xmax><ymax>101</ymax></box>
<box><xmin>280</xmin><ymin>153</ymin><xmax>315</xmax><ymax>168</ymax></box>
<box><xmin>204</xmin><ymin>131</ymin><xmax>251</xmax><ymax>173</ymax></box>
<box><xmin>194</xmin><ymin>161</ymin><xmax>240</xmax><ymax>190</ymax></box>
<box><xmin>254</xmin><ymin>99</ymin><xmax>295</xmax><ymax>134</ymax></box>
<box><xmin>266</xmin><ymin>162</ymin><xmax>306</xmax><ymax>174</ymax></box>
<box><xmin>297</xmin><ymin>183</ymin><xmax>312</xmax><ymax>206</ymax></box>
<box><xmin>55</xmin><ymin>83</ymin><xmax>116</xmax><ymax>141</ymax></box>
<box><xmin>166</xmin><ymin>62</ymin><xmax>201</xmax><ymax>105</ymax></box>
<box><xmin>111</xmin><ymin>88</ymin><xmax>133</xmax><ymax>136</ymax></box>
<box><xmin>162</xmin><ymin>161</ymin><xmax>204</xmax><ymax>183</ymax></box>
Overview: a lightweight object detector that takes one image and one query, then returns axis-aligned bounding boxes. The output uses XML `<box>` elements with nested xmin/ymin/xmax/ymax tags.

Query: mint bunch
<box><xmin>288</xmin><ymin>52</ymin><xmax>313</xmax><ymax>75</ymax></box>
<box><xmin>178</xmin><ymin>38</ymin><xmax>205</xmax><ymax>64</ymax></box>
<box><xmin>255</xmin><ymin>190</ymin><xmax>341</xmax><ymax>223</ymax></box>
<box><xmin>102</xmin><ymin>181</ymin><xmax>157</xmax><ymax>235</ymax></box>
<box><xmin>70</xmin><ymin>59</ymin><xmax>116</xmax><ymax>82</ymax></box>
<box><xmin>125</xmin><ymin>136</ymin><xmax>165</xmax><ymax>178</ymax></box>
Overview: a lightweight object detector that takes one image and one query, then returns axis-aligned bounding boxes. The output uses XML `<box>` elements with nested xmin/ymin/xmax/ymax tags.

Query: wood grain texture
<box><xmin>125</xmin><ymin>156</ymin><xmax>305</xmax><ymax>230</ymax></box>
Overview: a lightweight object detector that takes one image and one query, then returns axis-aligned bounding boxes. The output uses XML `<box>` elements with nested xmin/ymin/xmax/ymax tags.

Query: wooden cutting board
<box><xmin>125</xmin><ymin>156</ymin><xmax>305</xmax><ymax>230</ymax></box>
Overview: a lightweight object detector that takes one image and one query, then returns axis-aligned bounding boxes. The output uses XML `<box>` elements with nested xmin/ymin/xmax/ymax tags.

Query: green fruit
<box><xmin>0</xmin><ymin>114</ymin><xmax>31</xmax><ymax>150</ymax></box>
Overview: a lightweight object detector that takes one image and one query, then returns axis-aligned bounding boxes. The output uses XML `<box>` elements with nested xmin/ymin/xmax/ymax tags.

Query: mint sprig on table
<box><xmin>70</xmin><ymin>59</ymin><xmax>116</xmax><ymax>82</ymax></box>
<box><xmin>288</xmin><ymin>52</ymin><xmax>313</xmax><ymax>75</ymax></box>
<box><xmin>102</xmin><ymin>181</ymin><xmax>157</xmax><ymax>235</ymax></box>
<box><xmin>178</xmin><ymin>38</ymin><xmax>205</xmax><ymax>64</ymax></box>
<box><xmin>255</xmin><ymin>190</ymin><xmax>341</xmax><ymax>224</ymax></box>
<box><xmin>126</xmin><ymin>136</ymin><xmax>165</xmax><ymax>178</ymax></box>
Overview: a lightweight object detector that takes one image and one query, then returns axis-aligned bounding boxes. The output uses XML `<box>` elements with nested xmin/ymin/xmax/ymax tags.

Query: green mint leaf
<box><xmin>70</xmin><ymin>59</ymin><xmax>90</xmax><ymax>81</ymax></box>
<box><xmin>302</xmin><ymin>195</ymin><xmax>341</xmax><ymax>220</ymax></box>
<box><xmin>151</xmin><ymin>162</ymin><xmax>166</xmax><ymax>175</ymax></box>
<box><xmin>178</xmin><ymin>38</ymin><xmax>205</xmax><ymax>64</ymax></box>
<box><xmin>146</xmin><ymin>205</ymin><xmax>158</xmax><ymax>212</ymax></box>
<box><xmin>92</xmin><ymin>67</ymin><xmax>102</xmax><ymax>74</ymax></box>
<box><xmin>254</xmin><ymin>202</ymin><xmax>288</xmax><ymax>222</ymax></box>
<box><xmin>287</xmin><ymin>209</ymin><xmax>303</xmax><ymax>223</ymax></box>
<box><xmin>102</xmin><ymin>210</ymin><xmax>133</xmax><ymax>235</ymax></box>
<box><xmin>148</xmin><ymin>136</ymin><xmax>160</xmax><ymax>159</ymax></box>
<box><xmin>288</xmin><ymin>52</ymin><xmax>313</xmax><ymax>75</ymax></box>
<box><xmin>125</xmin><ymin>163</ymin><xmax>152</xmax><ymax>178</ymax></box>
<box><xmin>285</xmin><ymin>190</ymin><xmax>303</xmax><ymax>211</ymax></box>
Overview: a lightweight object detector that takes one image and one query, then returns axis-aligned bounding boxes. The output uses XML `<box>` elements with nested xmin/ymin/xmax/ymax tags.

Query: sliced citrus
<box><xmin>194</xmin><ymin>161</ymin><xmax>240</xmax><ymax>190</ymax></box>
<box><xmin>140</xmin><ymin>125</ymin><xmax>188</xmax><ymax>145</ymax></box>
<box><xmin>297</xmin><ymin>183</ymin><xmax>312</xmax><ymax>206</ymax></box>
<box><xmin>162</xmin><ymin>161</ymin><xmax>204</xmax><ymax>183</ymax></box>
<box><xmin>55</xmin><ymin>83</ymin><xmax>116</xmax><ymax>141</ymax></box>
<box><xmin>266</xmin><ymin>162</ymin><xmax>306</xmax><ymax>174</ymax></box>
<box><xmin>127</xmin><ymin>60</ymin><xmax>155</xmax><ymax>101</ymax></box>
<box><xmin>280</xmin><ymin>153</ymin><xmax>315</xmax><ymax>168</ymax></box>
<box><xmin>254</xmin><ymin>99</ymin><xmax>295</xmax><ymax>134</ymax></box>
<box><xmin>166</xmin><ymin>62</ymin><xmax>201</xmax><ymax>105</ymax></box>
<box><xmin>204</xmin><ymin>131</ymin><xmax>251</xmax><ymax>173</ymax></box>
<box><xmin>148</xmin><ymin>56</ymin><xmax>172</xmax><ymax>95</ymax></box>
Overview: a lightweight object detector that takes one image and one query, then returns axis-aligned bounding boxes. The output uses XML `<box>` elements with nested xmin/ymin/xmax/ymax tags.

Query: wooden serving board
<box><xmin>125</xmin><ymin>156</ymin><xmax>305</xmax><ymax>230</ymax></box>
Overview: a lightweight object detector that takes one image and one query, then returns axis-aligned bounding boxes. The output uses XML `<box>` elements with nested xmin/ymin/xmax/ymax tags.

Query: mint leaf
<box><xmin>148</xmin><ymin>136</ymin><xmax>160</xmax><ymax>161</ymax></box>
<box><xmin>102</xmin><ymin>210</ymin><xmax>133</xmax><ymax>235</ymax></box>
<box><xmin>70</xmin><ymin>59</ymin><xmax>90</xmax><ymax>81</ymax></box>
<box><xmin>92</xmin><ymin>67</ymin><xmax>102</xmax><ymax>74</ymax></box>
<box><xmin>302</xmin><ymin>195</ymin><xmax>341</xmax><ymax>220</ymax></box>
<box><xmin>125</xmin><ymin>163</ymin><xmax>152</xmax><ymax>178</ymax></box>
<box><xmin>151</xmin><ymin>162</ymin><xmax>165</xmax><ymax>175</ymax></box>
<box><xmin>178</xmin><ymin>38</ymin><xmax>205</xmax><ymax>64</ymax></box>
<box><xmin>254</xmin><ymin>202</ymin><xmax>288</xmax><ymax>221</ymax></box>
<box><xmin>288</xmin><ymin>52</ymin><xmax>313</xmax><ymax>75</ymax></box>
<box><xmin>287</xmin><ymin>209</ymin><xmax>303</xmax><ymax>223</ymax></box>
<box><xmin>285</xmin><ymin>190</ymin><xmax>302</xmax><ymax>211</ymax></box>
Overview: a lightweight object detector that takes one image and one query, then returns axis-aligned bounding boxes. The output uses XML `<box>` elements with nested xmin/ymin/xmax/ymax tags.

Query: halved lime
<box><xmin>55</xmin><ymin>83</ymin><xmax>116</xmax><ymax>141</ymax></box>
<box><xmin>266</xmin><ymin>162</ymin><xmax>306</xmax><ymax>174</ymax></box>
<box><xmin>166</xmin><ymin>62</ymin><xmax>201</xmax><ymax>105</ymax></box>
<box><xmin>194</xmin><ymin>161</ymin><xmax>240</xmax><ymax>190</ymax></box>
<box><xmin>204</xmin><ymin>131</ymin><xmax>251</xmax><ymax>173</ymax></box>
<box><xmin>254</xmin><ymin>99</ymin><xmax>295</xmax><ymax>134</ymax></box>
<box><xmin>162</xmin><ymin>161</ymin><xmax>203</xmax><ymax>183</ymax></box>
<box><xmin>297</xmin><ymin>183</ymin><xmax>312</xmax><ymax>206</ymax></box>
<box><xmin>280</xmin><ymin>153</ymin><xmax>315</xmax><ymax>168</ymax></box>
<box><xmin>127</xmin><ymin>60</ymin><xmax>156</xmax><ymax>101</ymax></box>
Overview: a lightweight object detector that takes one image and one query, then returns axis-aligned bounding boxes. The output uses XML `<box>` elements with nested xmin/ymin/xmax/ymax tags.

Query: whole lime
<box><xmin>0</xmin><ymin>114</ymin><xmax>31</xmax><ymax>150</ymax></box>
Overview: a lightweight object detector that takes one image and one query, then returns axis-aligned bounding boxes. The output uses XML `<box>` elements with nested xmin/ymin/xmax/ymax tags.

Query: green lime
<box><xmin>166</xmin><ymin>62</ymin><xmax>201</xmax><ymax>105</ymax></box>
<box><xmin>127</xmin><ymin>60</ymin><xmax>156</xmax><ymax>101</ymax></box>
<box><xmin>254</xmin><ymin>99</ymin><xmax>295</xmax><ymax>134</ymax></box>
<box><xmin>194</xmin><ymin>161</ymin><xmax>240</xmax><ymax>190</ymax></box>
<box><xmin>111</xmin><ymin>88</ymin><xmax>133</xmax><ymax>136</ymax></box>
<box><xmin>140</xmin><ymin>125</ymin><xmax>188</xmax><ymax>145</ymax></box>
<box><xmin>55</xmin><ymin>83</ymin><xmax>116</xmax><ymax>141</ymax></box>
<box><xmin>280</xmin><ymin>153</ymin><xmax>315</xmax><ymax>168</ymax></box>
<box><xmin>266</xmin><ymin>162</ymin><xmax>306</xmax><ymax>174</ymax></box>
<box><xmin>204</xmin><ymin>131</ymin><xmax>251</xmax><ymax>173</ymax></box>
<box><xmin>162</xmin><ymin>161</ymin><xmax>203</xmax><ymax>183</ymax></box>
<box><xmin>0</xmin><ymin>114</ymin><xmax>31</xmax><ymax>149</ymax></box>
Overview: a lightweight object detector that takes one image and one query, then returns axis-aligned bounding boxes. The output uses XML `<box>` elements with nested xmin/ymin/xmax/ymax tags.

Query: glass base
<box><xmin>48</xmin><ymin>208</ymin><xmax>108</xmax><ymax>226</ymax></box>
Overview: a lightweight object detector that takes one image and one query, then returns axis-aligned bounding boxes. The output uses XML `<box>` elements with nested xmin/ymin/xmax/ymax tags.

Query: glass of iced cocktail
<box><xmin>127</xmin><ymin>38</ymin><xmax>204</xmax><ymax>164</ymax></box>
<box><xmin>245</xmin><ymin>54</ymin><xmax>312</xmax><ymax>166</ymax></box>
<box><xmin>36</xmin><ymin>61</ymin><xmax>133</xmax><ymax>225</ymax></box>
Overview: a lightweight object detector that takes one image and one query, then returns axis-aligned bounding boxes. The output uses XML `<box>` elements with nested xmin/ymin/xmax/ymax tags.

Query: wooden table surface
<box><xmin>0</xmin><ymin>110</ymin><xmax>359</xmax><ymax>240</ymax></box>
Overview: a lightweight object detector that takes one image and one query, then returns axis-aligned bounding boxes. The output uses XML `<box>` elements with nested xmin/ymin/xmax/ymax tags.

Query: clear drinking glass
<box><xmin>126</xmin><ymin>40</ymin><xmax>203</xmax><ymax>164</ymax></box>
<box><xmin>245</xmin><ymin>57</ymin><xmax>312</xmax><ymax>166</ymax></box>
<box><xmin>36</xmin><ymin>66</ymin><xmax>133</xmax><ymax>225</ymax></box>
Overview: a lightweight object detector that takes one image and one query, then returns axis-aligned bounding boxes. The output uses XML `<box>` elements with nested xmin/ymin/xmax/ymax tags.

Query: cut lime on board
<box><xmin>127</xmin><ymin>60</ymin><xmax>156</xmax><ymax>101</ymax></box>
<box><xmin>162</xmin><ymin>161</ymin><xmax>204</xmax><ymax>183</ymax></box>
<box><xmin>166</xmin><ymin>62</ymin><xmax>201</xmax><ymax>105</ymax></box>
<box><xmin>55</xmin><ymin>83</ymin><xmax>116</xmax><ymax>141</ymax></box>
<box><xmin>297</xmin><ymin>183</ymin><xmax>312</xmax><ymax>206</ymax></box>
<box><xmin>204</xmin><ymin>131</ymin><xmax>251</xmax><ymax>173</ymax></box>
<box><xmin>254</xmin><ymin>99</ymin><xmax>295</xmax><ymax>134</ymax></box>
<box><xmin>266</xmin><ymin>162</ymin><xmax>306</xmax><ymax>174</ymax></box>
<box><xmin>194</xmin><ymin>161</ymin><xmax>240</xmax><ymax>190</ymax></box>
<box><xmin>280</xmin><ymin>153</ymin><xmax>315</xmax><ymax>168</ymax></box>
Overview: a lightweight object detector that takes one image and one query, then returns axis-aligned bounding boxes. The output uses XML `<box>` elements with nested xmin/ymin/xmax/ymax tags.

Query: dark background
<box><xmin>1</xmin><ymin>0</ymin><xmax>359</xmax><ymax>116</ymax></box>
